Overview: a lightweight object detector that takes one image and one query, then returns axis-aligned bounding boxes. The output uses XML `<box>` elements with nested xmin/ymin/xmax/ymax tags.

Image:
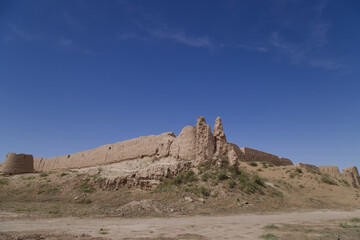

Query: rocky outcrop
<box><xmin>240</xmin><ymin>147</ymin><xmax>293</xmax><ymax>166</ymax></box>
<box><xmin>34</xmin><ymin>132</ymin><xmax>176</xmax><ymax>172</ymax></box>
<box><xmin>3</xmin><ymin>153</ymin><xmax>34</xmax><ymax>175</ymax></box>
<box><xmin>100</xmin><ymin>161</ymin><xmax>192</xmax><ymax>190</ymax></box>
<box><xmin>195</xmin><ymin>116</ymin><xmax>215</xmax><ymax>163</ymax></box>
<box><xmin>170</xmin><ymin>126</ymin><xmax>197</xmax><ymax>160</ymax></box>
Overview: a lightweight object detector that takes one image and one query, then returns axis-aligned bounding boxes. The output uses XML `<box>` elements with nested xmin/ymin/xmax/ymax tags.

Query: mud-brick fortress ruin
<box><xmin>1</xmin><ymin>116</ymin><xmax>359</xmax><ymax>188</ymax></box>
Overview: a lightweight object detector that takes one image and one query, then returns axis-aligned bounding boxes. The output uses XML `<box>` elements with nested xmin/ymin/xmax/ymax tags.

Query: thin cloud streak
<box><xmin>147</xmin><ymin>28</ymin><xmax>213</xmax><ymax>48</ymax></box>
<box><xmin>58</xmin><ymin>38</ymin><xmax>72</xmax><ymax>47</ymax></box>
<box><xmin>5</xmin><ymin>24</ymin><xmax>43</xmax><ymax>42</ymax></box>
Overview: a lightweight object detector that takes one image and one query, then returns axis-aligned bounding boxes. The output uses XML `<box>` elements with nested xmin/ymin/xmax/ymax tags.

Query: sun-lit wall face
<box><xmin>3</xmin><ymin>153</ymin><xmax>34</xmax><ymax>175</ymax></box>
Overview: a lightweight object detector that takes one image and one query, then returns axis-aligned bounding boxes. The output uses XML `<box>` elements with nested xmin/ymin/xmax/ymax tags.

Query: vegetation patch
<box><xmin>264</xmin><ymin>224</ymin><xmax>279</xmax><ymax>229</ymax></box>
<box><xmin>0</xmin><ymin>178</ymin><xmax>9</xmax><ymax>185</ymax></box>
<box><xmin>39</xmin><ymin>173</ymin><xmax>49</xmax><ymax>178</ymax></box>
<box><xmin>260</xmin><ymin>233</ymin><xmax>279</xmax><ymax>240</ymax></box>
<box><xmin>249</xmin><ymin>162</ymin><xmax>258</xmax><ymax>167</ymax></box>
<box><xmin>321</xmin><ymin>174</ymin><xmax>338</xmax><ymax>185</ymax></box>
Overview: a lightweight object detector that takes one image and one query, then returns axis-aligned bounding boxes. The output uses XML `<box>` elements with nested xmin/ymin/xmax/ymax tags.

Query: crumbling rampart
<box><xmin>294</xmin><ymin>163</ymin><xmax>319</xmax><ymax>171</ymax></box>
<box><xmin>320</xmin><ymin>165</ymin><xmax>359</xmax><ymax>188</ymax></box>
<box><xmin>2</xmin><ymin>153</ymin><xmax>34</xmax><ymax>175</ymax></box>
<box><xmin>240</xmin><ymin>147</ymin><xmax>293</xmax><ymax>166</ymax></box>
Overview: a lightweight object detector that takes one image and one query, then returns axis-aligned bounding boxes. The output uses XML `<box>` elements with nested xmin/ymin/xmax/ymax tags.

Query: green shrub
<box><xmin>217</xmin><ymin>172</ymin><xmax>228</xmax><ymax>181</ymax></box>
<box><xmin>200</xmin><ymin>186</ymin><xmax>211</xmax><ymax>197</ymax></box>
<box><xmin>350</xmin><ymin>218</ymin><xmax>360</xmax><ymax>223</ymax></box>
<box><xmin>59</xmin><ymin>173</ymin><xmax>68</xmax><ymax>177</ymax></box>
<box><xmin>263</xmin><ymin>224</ymin><xmax>279</xmax><ymax>229</ymax></box>
<box><xmin>201</xmin><ymin>172</ymin><xmax>210</xmax><ymax>181</ymax></box>
<box><xmin>260</xmin><ymin>233</ymin><xmax>279</xmax><ymax>240</ymax></box>
<box><xmin>0</xmin><ymin>178</ymin><xmax>9</xmax><ymax>185</ymax></box>
<box><xmin>39</xmin><ymin>173</ymin><xmax>48</xmax><ymax>177</ymax></box>
<box><xmin>21</xmin><ymin>176</ymin><xmax>35</xmax><ymax>180</ymax></box>
<box><xmin>340</xmin><ymin>222</ymin><xmax>357</xmax><ymax>228</ymax></box>
<box><xmin>249</xmin><ymin>162</ymin><xmax>258</xmax><ymax>167</ymax></box>
<box><xmin>184</xmin><ymin>170</ymin><xmax>197</xmax><ymax>182</ymax></box>
<box><xmin>228</xmin><ymin>180</ymin><xmax>236</xmax><ymax>189</ymax></box>
<box><xmin>197</xmin><ymin>160</ymin><xmax>212</xmax><ymax>172</ymax></box>
<box><xmin>321</xmin><ymin>174</ymin><xmax>337</xmax><ymax>185</ymax></box>
<box><xmin>80</xmin><ymin>183</ymin><xmax>95</xmax><ymax>193</ymax></box>
<box><xmin>37</xmin><ymin>190</ymin><xmax>45</xmax><ymax>195</ymax></box>
<box><xmin>46</xmin><ymin>187</ymin><xmax>58</xmax><ymax>194</ymax></box>
<box><xmin>252</xmin><ymin>174</ymin><xmax>265</xmax><ymax>186</ymax></box>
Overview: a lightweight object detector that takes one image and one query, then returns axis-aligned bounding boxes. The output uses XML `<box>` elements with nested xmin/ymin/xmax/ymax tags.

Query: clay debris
<box><xmin>100</xmin><ymin>161</ymin><xmax>192</xmax><ymax>190</ymax></box>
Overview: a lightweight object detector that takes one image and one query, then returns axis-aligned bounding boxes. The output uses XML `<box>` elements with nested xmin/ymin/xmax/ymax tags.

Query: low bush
<box><xmin>249</xmin><ymin>162</ymin><xmax>258</xmax><ymax>167</ymax></box>
<box><xmin>217</xmin><ymin>172</ymin><xmax>228</xmax><ymax>181</ymax></box>
<box><xmin>39</xmin><ymin>173</ymin><xmax>48</xmax><ymax>178</ymax></box>
<box><xmin>321</xmin><ymin>174</ymin><xmax>337</xmax><ymax>185</ymax></box>
<box><xmin>228</xmin><ymin>180</ymin><xmax>236</xmax><ymax>189</ymax></box>
<box><xmin>200</xmin><ymin>186</ymin><xmax>211</xmax><ymax>197</ymax></box>
<box><xmin>0</xmin><ymin>178</ymin><xmax>9</xmax><ymax>185</ymax></box>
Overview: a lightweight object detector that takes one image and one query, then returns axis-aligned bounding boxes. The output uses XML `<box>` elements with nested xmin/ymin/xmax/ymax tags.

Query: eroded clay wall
<box><xmin>239</xmin><ymin>147</ymin><xmax>293</xmax><ymax>166</ymax></box>
<box><xmin>34</xmin><ymin>132</ymin><xmax>176</xmax><ymax>172</ymax></box>
<box><xmin>319</xmin><ymin>165</ymin><xmax>340</xmax><ymax>174</ymax></box>
<box><xmin>3</xmin><ymin>153</ymin><xmax>34</xmax><ymax>175</ymax></box>
<box><xmin>294</xmin><ymin>163</ymin><xmax>319</xmax><ymax>171</ymax></box>
<box><xmin>343</xmin><ymin>167</ymin><xmax>359</xmax><ymax>176</ymax></box>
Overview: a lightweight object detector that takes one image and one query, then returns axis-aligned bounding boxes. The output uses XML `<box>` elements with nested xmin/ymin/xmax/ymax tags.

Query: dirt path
<box><xmin>1</xmin><ymin>209</ymin><xmax>360</xmax><ymax>239</ymax></box>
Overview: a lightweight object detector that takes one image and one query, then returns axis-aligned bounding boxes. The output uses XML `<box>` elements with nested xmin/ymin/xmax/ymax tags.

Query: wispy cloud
<box><xmin>62</xmin><ymin>12</ymin><xmax>82</xmax><ymax>29</ymax></box>
<box><xmin>146</xmin><ymin>28</ymin><xmax>213</xmax><ymax>48</ymax></box>
<box><xmin>309</xmin><ymin>59</ymin><xmax>343</xmax><ymax>70</ymax></box>
<box><xmin>268</xmin><ymin>1</ymin><xmax>347</xmax><ymax>71</ymax></box>
<box><xmin>233</xmin><ymin>43</ymin><xmax>268</xmax><ymax>53</ymax></box>
<box><xmin>58</xmin><ymin>38</ymin><xmax>72</xmax><ymax>47</ymax></box>
<box><xmin>120</xmin><ymin>22</ymin><xmax>215</xmax><ymax>49</ymax></box>
<box><xmin>5</xmin><ymin>24</ymin><xmax>43</xmax><ymax>42</ymax></box>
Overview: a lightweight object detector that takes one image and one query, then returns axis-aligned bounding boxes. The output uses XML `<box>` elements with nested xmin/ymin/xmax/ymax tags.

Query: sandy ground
<box><xmin>1</xmin><ymin>209</ymin><xmax>360</xmax><ymax>239</ymax></box>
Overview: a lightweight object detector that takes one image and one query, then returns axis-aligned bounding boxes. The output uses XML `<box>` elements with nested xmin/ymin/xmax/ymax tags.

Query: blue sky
<box><xmin>0</xmin><ymin>0</ymin><xmax>359</xmax><ymax>170</ymax></box>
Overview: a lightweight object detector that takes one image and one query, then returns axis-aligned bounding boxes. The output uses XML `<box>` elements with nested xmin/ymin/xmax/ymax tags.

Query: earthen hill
<box><xmin>1</xmin><ymin>116</ymin><xmax>359</xmax><ymax>188</ymax></box>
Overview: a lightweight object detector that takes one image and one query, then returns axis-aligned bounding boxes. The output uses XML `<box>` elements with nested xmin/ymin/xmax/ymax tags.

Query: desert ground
<box><xmin>1</xmin><ymin>209</ymin><xmax>360</xmax><ymax>240</ymax></box>
<box><xmin>1</xmin><ymin>159</ymin><xmax>360</xmax><ymax>239</ymax></box>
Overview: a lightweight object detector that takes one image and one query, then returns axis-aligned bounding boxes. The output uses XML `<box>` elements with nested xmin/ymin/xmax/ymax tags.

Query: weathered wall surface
<box><xmin>3</xmin><ymin>153</ymin><xmax>34</xmax><ymax>175</ymax></box>
<box><xmin>319</xmin><ymin>165</ymin><xmax>359</xmax><ymax>188</ymax></box>
<box><xmin>195</xmin><ymin>116</ymin><xmax>215</xmax><ymax>163</ymax></box>
<box><xmin>294</xmin><ymin>163</ymin><xmax>319</xmax><ymax>171</ymax></box>
<box><xmin>31</xmin><ymin>116</ymin><xmax>291</xmax><ymax>172</ymax></box>
<box><xmin>0</xmin><ymin>162</ymin><xmax>3</xmax><ymax>172</ymax></box>
<box><xmin>343</xmin><ymin>166</ymin><xmax>359</xmax><ymax>176</ymax></box>
<box><xmin>34</xmin><ymin>132</ymin><xmax>176</xmax><ymax>172</ymax></box>
<box><xmin>169</xmin><ymin>125</ymin><xmax>197</xmax><ymax>160</ymax></box>
<box><xmin>343</xmin><ymin>167</ymin><xmax>360</xmax><ymax>186</ymax></box>
<box><xmin>239</xmin><ymin>147</ymin><xmax>293</xmax><ymax>166</ymax></box>
<box><xmin>319</xmin><ymin>165</ymin><xmax>341</xmax><ymax>174</ymax></box>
